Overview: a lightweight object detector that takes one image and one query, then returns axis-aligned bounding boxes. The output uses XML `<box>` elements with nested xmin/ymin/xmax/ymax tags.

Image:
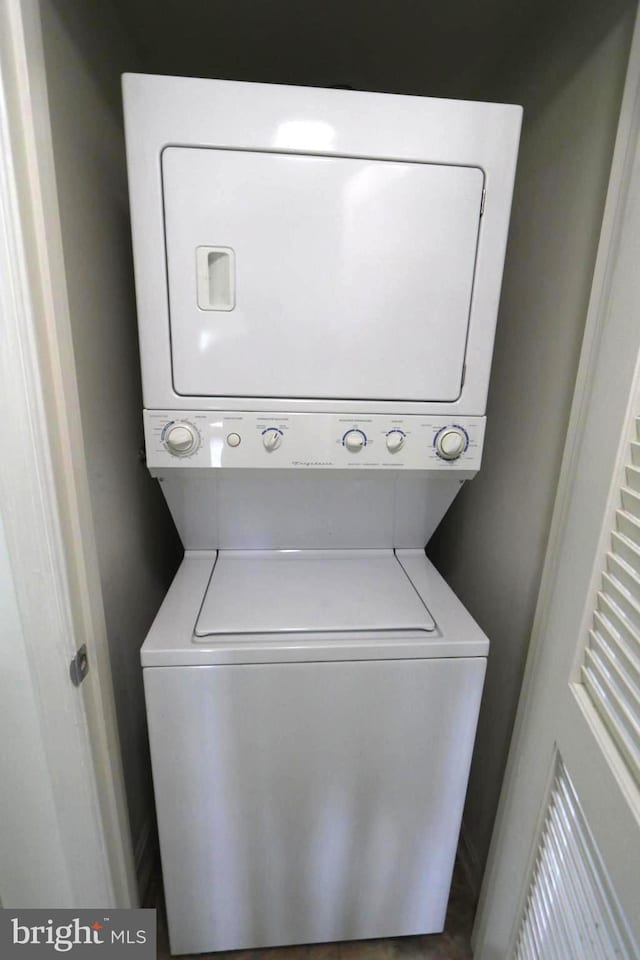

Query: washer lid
<box><xmin>195</xmin><ymin>550</ymin><xmax>435</xmax><ymax>638</ymax></box>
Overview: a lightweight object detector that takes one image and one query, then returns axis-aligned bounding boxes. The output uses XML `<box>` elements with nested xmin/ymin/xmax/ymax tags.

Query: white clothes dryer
<box><xmin>142</xmin><ymin>549</ymin><xmax>488</xmax><ymax>955</ymax></box>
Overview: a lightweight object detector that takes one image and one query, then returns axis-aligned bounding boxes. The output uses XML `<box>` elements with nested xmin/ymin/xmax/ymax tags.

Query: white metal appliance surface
<box><xmin>142</xmin><ymin>550</ymin><xmax>488</xmax><ymax>955</ymax></box>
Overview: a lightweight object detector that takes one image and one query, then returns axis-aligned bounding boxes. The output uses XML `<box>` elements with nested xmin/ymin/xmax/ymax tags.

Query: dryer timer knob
<box><xmin>386</xmin><ymin>430</ymin><xmax>406</xmax><ymax>453</ymax></box>
<box><xmin>164</xmin><ymin>422</ymin><xmax>198</xmax><ymax>457</ymax></box>
<box><xmin>262</xmin><ymin>429</ymin><xmax>283</xmax><ymax>451</ymax></box>
<box><xmin>344</xmin><ymin>430</ymin><xmax>366</xmax><ymax>453</ymax></box>
<box><xmin>436</xmin><ymin>427</ymin><xmax>467</xmax><ymax>461</ymax></box>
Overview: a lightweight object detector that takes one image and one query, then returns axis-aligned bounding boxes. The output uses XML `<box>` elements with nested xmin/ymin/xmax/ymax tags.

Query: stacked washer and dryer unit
<box><xmin>123</xmin><ymin>75</ymin><xmax>521</xmax><ymax>957</ymax></box>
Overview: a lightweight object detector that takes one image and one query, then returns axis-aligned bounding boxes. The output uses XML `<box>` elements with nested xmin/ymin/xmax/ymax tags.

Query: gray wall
<box><xmin>428</xmin><ymin>0</ymin><xmax>635</xmax><ymax>885</ymax></box>
<box><xmin>39</xmin><ymin>0</ymin><xmax>181</xmax><ymax>888</ymax></box>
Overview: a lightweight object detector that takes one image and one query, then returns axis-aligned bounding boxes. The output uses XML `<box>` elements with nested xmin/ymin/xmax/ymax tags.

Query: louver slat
<box><xmin>625</xmin><ymin>464</ymin><xmax>640</xmax><ymax>493</ymax></box>
<box><xmin>587</xmin><ymin>634</ymin><xmax>640</xmax><ymax>728</ymax></box>
<box><xmin>514</xmin><ymin>762</ymin><xmax>637</xmax><ymax>960</ymax></box>
<box><xmin>620</xmin><ymin>485</ymin><xmax>640</xmax><ymax>521</ymax></box>
<box><xmin>610</xmin><ymin>529</ymin><xmax>640</xmax><ymax>574</ymax></box>
<box><xmin>615</xmin><ymin>507</ymin><xmax>640</xmax><ymax>546</ymax></box>
<box><xmin>592</xmin><ymin>610</ymin><xmax>640</xmax><ymax>691</ymax></box>
<box><xmin>580</xmin><ymin>417</ymin><xmax>640</xmax><ymax>786</ymax></box>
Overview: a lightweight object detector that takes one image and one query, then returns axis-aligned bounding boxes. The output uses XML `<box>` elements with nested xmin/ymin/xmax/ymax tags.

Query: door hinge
<box><xmin>70</xmin><ymin>644</ymin><xmax>89</xmax><ymax>687</ymax></box>
<box><xmin>480</xmin><ymin>188</ymin><xmax>486</xmax><ymax>216</ymax></box>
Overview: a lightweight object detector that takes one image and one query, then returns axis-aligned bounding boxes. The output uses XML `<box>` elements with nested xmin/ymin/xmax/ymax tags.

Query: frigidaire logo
<box><xmin>1</xmin><ymin>909</ymin><xmax>156</xmax><ymax>958</ymax></box>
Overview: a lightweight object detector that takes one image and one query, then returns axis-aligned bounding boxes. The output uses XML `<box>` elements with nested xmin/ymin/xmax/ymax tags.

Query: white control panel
<box><xmin>144</xmin><ymin>411</ymin><xmax>486</xmax><ymax>473</ymax></box>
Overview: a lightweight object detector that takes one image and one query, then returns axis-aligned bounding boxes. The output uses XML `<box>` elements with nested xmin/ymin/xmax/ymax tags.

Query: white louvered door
<box><xmin>474</xmin><ymin>16</ymin><xmax>640</xmax><ymax>959</ymax></box>
<box><xmin>496</xmin><ymin>390</ymin><xmax>640</xmax><ymax>960</ymax></box>
<box><xmin>581</xmin><ymin>420</ymin><xmax>640</xmax><ymax>785</ymax></box>
<box><xmin>513</xmin><ymin>762</ymin><xmax>637</xmax><ymax>960</ymax></box>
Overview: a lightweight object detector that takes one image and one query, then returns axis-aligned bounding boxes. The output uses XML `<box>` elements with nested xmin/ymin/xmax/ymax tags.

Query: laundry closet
<box><xmin>35</xmin><ymin>0</ymin><xmax>635</xmax><ymax>935</ymax></box>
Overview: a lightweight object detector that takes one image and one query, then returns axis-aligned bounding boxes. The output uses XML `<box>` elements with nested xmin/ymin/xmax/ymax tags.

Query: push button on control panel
<box><xmin>226</xmin><ymin>432</ymin><xmax>241</xmax><ymax>447</ymax></box>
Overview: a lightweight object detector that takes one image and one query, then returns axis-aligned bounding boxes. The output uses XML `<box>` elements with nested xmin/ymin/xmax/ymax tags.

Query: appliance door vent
<box><xmin>514</xmin><ymin>760</ymin><xmax>636</xmax><ymax>960</ymax></box>
<box><xmin>581</xmin><ymin>416</ymin><xmax>640</xmax><ymax>785</ymax></box>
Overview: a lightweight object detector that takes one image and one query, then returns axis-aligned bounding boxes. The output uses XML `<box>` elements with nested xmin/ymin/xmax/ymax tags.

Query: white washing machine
<box><xmin>124</xmin><ymin>75</ymin><xmax>521</xmax><ymax>955</ymax></box>
<box><xmin>143</xmin><ymin>550</ymin><xmax>487</xmax><ymax>954</ymax></box>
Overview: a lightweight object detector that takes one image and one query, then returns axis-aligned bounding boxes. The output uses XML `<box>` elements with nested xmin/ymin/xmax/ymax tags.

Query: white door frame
<box><xmin>473</xmin><ymin>6</ymin><xmax>640</xmax><ymax>956</ymax></box>
<box><xmin>0</xmin><ymin>0</ymin><xmax>136</xmax><ymax>906</ymax></box>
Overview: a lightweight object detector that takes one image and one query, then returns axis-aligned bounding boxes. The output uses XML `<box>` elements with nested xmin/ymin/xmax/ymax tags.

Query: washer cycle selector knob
<box><xmin>164</xmin><ymin>421</ymin><xmax>199</xmax><ymax>457</ymax></box>
<box><xmin>343</xmin><ymin>430</ymin><xmax>367</xmax><ymax>453</ymax></box>
<box><xmin>435</xmin><ymin>426</ymin><xmax>468</xmax><ymax>461</ymax></box>
<box><xmin>386</xmin><ymin>430</ymin><xmax>406</xmax><ymax>453</ymax></box>
<box><xmin>262</xmin><ymin>428</ymin><xmax>283</xmax><ymax>451</ymax></box>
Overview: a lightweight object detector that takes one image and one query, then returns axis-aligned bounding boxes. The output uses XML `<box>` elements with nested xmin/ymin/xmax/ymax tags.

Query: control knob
<box><xmin>343</xmin><ymin>430</ymin><xmax>366</xmax><ymax>453</ymax></box>
<box><xmin>386</xmin><ymin>430</ymin><xmax>406</xmax><ymax>453</ymax></box>
<box><xmin>262</xmin><ymin>428</ymin><xmax>283</xmax><ymax>451</ymax></box>
<box><xmin>435</xmin><ymin>426</ymin><xmax>467</xmax><ymax>461</ymax></box>
<box><xmin>164</xmin><ymin>421</ymin><xmax>199</xmax><ymax>457</ymax></box>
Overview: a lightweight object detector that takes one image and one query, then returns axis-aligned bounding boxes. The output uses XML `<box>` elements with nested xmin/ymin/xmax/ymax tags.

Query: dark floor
<box><xmin>150</xmin><ymin>865</ymin><xmax>474</xmax><ymax>960</ymax></box>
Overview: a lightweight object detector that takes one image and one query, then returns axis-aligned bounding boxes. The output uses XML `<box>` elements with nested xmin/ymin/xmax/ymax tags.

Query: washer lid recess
<box><xmin>195</xmin><ymin>550</ymin><xmax>435</xmax><ymax>638</ymax></box>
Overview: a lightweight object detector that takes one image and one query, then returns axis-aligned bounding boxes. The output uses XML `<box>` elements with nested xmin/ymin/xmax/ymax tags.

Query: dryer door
<box><xmin>162</xmin><ymin>148</ymin><xmax>483</xmax><ymax>401</ymax></box>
